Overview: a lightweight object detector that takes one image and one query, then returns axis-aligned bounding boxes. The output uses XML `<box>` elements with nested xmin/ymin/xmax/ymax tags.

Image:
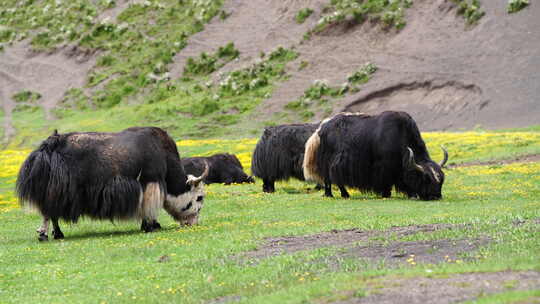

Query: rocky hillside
<box><xmin>0</xmin><ymin>0</ymin><xmax>537</xmax><ymax>146</ymax></box>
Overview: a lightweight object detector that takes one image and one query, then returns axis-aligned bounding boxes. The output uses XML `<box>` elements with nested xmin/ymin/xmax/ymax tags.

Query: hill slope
<box><xmin>0</xmin><ymin>0</ymin><xmax>538</xmax><ymax>146</ymax></box>
<box><xmin>171</xmin><ymin>0</ymin><xmax>539</xmax><ymax>131</ymax></box>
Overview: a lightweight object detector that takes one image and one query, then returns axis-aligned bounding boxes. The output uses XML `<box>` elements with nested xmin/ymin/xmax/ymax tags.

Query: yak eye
<box><xmin>196</xmin><ymin>196</ymin><xmax>203</xmax><ymax>202</ymax></box>
<box><xmin>181</xmin><ymin>202</ymin><xmax>192</xmax><ymax>212</ymax></box>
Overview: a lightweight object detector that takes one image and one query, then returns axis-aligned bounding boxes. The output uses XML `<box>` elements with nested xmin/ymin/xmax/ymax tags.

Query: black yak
<box><xmin>251</xmin><ymin>123</ymin><xmax>322</xmax><ymax>193</ymax></box>
<box><xmin>182</xmin><ymin>153</ymin><xmax>254</xmax><ymax>185</ymax></box>
<box><xmin>16</xmin><ymin>127</ymin><xmax>209</xmax><ymax>241</ymax></box>
<box><xmin>303</xmin><ymin>111</ymin><xmax>448</xmax><ymax>200</ymax></box>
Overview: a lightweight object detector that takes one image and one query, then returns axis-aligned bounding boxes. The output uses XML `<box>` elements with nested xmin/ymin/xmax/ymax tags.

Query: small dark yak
<box><xmin>251</xmin><ymin>123</ymin><xmax>319</xmax><ymax>193</ymax></box>
<box><xmin>182</xmin><ymin>153</ymin><xmax>254</xmax><ymax>185</ymax></box>
<box><xmin>303</xmin><ymin>111</ymin><xmax>448</xmax><ymax>200</ymax></box>
<box><xmin>16</xmin><ymin>127</ymin><xmax>209</xmax><ymax>241</ymax></box>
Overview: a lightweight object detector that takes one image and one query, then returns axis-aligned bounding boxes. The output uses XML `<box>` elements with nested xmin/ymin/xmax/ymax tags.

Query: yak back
<box><xmin>252</xmin><ymin>123</ymin><xmax>319</xmax><ymax>181</ymax></box>
<box><xmin>316</xmin><ymin>111</ymin><xmax>432</xmax><ymax>193</ymax></box>
<box><xmin>16</xmin><ymin>127</ymin><xmax>189</xmax><ymax>222</ymax></box>
<box><xmin>182</xmin><ymin>153</ymin><xmax>249</xmax><ymax>184</ymax></box>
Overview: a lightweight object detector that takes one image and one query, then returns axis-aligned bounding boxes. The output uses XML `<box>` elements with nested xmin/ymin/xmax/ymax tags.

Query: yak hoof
<box><xmin>38</xmin><ymin>233</ymin><xmax>49</xmax><ymax>242</ymax></box>
<box><xmin>53</xmin><ymin>230</ymin><xmax>64</xmax><ymax>240</ymax></box>
<box><xmin>141</xmin><ymin>220</ymin><xmax>161</xmax><ymax>232</ymax></box>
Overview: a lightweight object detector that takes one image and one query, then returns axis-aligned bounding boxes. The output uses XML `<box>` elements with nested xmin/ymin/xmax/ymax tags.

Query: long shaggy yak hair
<box><xmin>251</xmin><ymin>123</ymin><xmax>319</xmax><ymax>183</ymax></box>
<box><xmin>16</xmin><ymin>128</ymin><xmax>188</xmax><ymax>222</ymax></box>
<box><xmin>303</xmin><ymin>111</ymin><xmax>448</xmax><ymax>200</ymax></box>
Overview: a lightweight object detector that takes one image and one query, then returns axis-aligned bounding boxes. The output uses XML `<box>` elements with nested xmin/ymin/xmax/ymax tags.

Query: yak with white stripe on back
<box><xmin>16</xmin><ymin>127</ymin><xmax>208</xmax><ymax>241</ymax></box>
<box><xmin>303</xmin><ymin>111</ymin><xmax>448</xmax><ymax>200</ymax></box>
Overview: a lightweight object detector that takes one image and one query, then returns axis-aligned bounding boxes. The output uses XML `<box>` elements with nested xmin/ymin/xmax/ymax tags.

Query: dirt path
<box><xmin>332</xmin><ymin>271</ymin><xmax>540</xmax><ymax>304</ymax></box>
<box><xmin>240</xmin><ymin>223</ymin><xmax>489</xmax><ymax>268</ymax></box>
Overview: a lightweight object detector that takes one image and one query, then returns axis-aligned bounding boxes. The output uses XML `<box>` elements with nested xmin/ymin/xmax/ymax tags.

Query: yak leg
<box><xmin>338</xmin><ymin>185</ymin><xmax>350</xmax><ymax>198</ymax></box>
<box><xmin>381</xmin><ymin>186</ymin><xmax>392</xmax><ymax>198</ymax></box>
<box><xmin>262</xmin><ymin>179</ymin><xmax>275</xmax><ymax>193</ymax></box>
<box><xmin>140</xmin><ymin>182</ymin><xmax>164</xmax><ymax>232</ymax></box>
<box><xmin>36</xmin><ymin>217</ymin><xmax>49</xmax><ymax>242</ymax></box>
<box><xmin>51</xmin><ymin>218</ymin><xmax>64</xmax><ymax>240</ymax></box>
<box><xmin>323</xmin><ymin>177</ymin><xmax>333</xmax><ymax>197</ymax></box>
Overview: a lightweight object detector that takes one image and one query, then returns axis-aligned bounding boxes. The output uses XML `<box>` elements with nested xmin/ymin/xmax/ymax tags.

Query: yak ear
<box><xmin>52</xmin><ymin>129</ymin><xmax>59</xmax><ymax>136</ymax></box>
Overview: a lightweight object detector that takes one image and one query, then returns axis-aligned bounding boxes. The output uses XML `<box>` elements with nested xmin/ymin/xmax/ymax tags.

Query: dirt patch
<box><xmin>326</xmin><ymin>238</ymin><xmax>489</xmax><ymax>269</ymax></box>
<box><xmin>0</xmin><ymin>41</ymin><xmax>97</xmax><ymax>140</ymax></box>
<box><xmin>242</xmin><ymin>223</ymin><xmax>470</xmax><ymax>261</ymax></box>
<box><xmin>449</xmin><ymin>154</ymin><xmax>540</xmax><ymax>168</ymax></box>
<box><xmin>96</xmin><ymin>0</ymin><xmax>135</xmax><ymax>22</ymax></box>
<box><xmin>331</xmin><ymin>271</ymin><xmax>540</xmax><ymax>304</ymax></box>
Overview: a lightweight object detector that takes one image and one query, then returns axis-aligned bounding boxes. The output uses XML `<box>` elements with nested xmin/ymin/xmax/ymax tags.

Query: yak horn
<box><xmin>189</xmin><ymin>161</ymin><xmax>209</xmax><ymax>186</ymax></box>
<box><xmin>439</xmin><ymin>146</ymin><xmax>449</xmax><ymax>168</ymax></box>
<box><xmin>407</xmin><ymin>147</ymin><xmax>425</xmax><ymax>173</ymax></box>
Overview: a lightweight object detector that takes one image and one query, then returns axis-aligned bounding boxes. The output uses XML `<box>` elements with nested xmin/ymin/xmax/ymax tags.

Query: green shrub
<box><xmin>0</xmin><ymin>29</ymin><xmax>15</xmax><ymax>43</ymax></box>
<box><xmin>309</xmin><ymin>0</ymin><xmax>410</xmax><ymax>36</ymax></box>
<box><xmin>12</xmin><ymin>90</ymin><xmax>41</xmax><ymax>112</ymax></box>
<box><xmin>13</xmin><ymin>91</ymin><xmax>41</xmax><ymax>103</ymax></box>
<box><xmin>183</xmin><ymin>42</ymin><xmax>239</xmax><ymax>77</ymax></box>
<box><xmin>452</xmin><ymin>0</ymin><xmax>485</xmax><ymax>24</ymax></box>
<box><xmin>507</xmin><ymin>0</ymin><xmax>529</xmax><ymax>13</ymax></box>
<box><xmin>191</xmin><ymin>98</ymin><xmax>220</xmax><ymax>116</ymax></box>
<box><xmin>96</xmin><ymin>55</ymin><xmax>116</xmax><ymax>67</ymax></box>
<box><xmin>295</xmin><ymin>8</ymin><xmax>314</xmax><ymax>24</ymax></box>
<box><xmin>347</xmin><ymin>62</ymin><xmax>377</xmax><ymax>84</ymax></box>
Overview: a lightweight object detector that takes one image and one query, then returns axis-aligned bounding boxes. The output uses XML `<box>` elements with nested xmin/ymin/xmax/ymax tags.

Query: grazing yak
<box><xmin>251</xmin><ymin>123</ymin><xmax>321</xmax><ymax>193</ymax></box>
<box><xmin>303</xmin><ymin>111</ymin><xmax>448</xmax><ymax>200</ymax></box>
<box><xmin>16</xmin><ymin>127</ymin><xmax>209</xmax><ymax>241</ymax></box>
<box><xmin>182</xmin><ymin>153</ymin><xmax>254</xmax><ymax>185</ymax></box>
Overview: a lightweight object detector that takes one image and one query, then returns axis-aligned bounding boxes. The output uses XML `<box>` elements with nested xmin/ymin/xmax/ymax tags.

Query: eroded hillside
<box><xmin>0</xmin><ymin>0</ymin><xmax>538</xmax><ymax>146</ymax></box>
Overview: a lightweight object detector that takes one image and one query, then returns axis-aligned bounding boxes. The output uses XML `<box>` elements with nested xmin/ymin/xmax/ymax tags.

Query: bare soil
<box><xmin>0</xmin><ymin>41</ymin><xmax>96</xmax><ymax>141</ymax></box>
<box><xmin>240</xmin><ymin>223</ymin><xmax>485</xmax><ymax>265</ymax></box>
<box><xmin>331</xmin><ymin>271</ymin><xmax>540</xmax><ymax>304</ymax></box>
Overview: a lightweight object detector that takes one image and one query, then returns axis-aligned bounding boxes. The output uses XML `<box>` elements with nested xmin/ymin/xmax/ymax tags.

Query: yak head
<box><xmin>402</xmin><ymin>146</ymin><xmax>448</xmax><ymax>200</ymax></box>
<box><xmin>164</xmin><ymin>162</ymin><xmax>209</xmax><ymax>226</ymax></box>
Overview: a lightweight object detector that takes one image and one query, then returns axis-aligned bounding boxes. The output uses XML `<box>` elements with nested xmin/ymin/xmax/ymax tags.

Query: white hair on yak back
<box><xmin>303</xmin><ymin>112</ymin><xmax>366</xmax><ymax>184</ymax></box>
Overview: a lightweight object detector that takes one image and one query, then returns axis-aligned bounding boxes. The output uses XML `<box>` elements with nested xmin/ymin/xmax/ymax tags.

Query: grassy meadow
<box><xmin>0</xmin><ymin>130</ymin><xmax>539</xmax><ymax>303</ymax></box>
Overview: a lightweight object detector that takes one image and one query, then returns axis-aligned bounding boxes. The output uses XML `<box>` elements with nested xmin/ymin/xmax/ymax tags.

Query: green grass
<box><xmin>1</xmin><ymin>133</ymin><xmax>539</xmax><ymax>303</ymax></box>
<box><xmin>1</xmin><ymin>45</ymin><xmax>299</xmax><ymax>146</ymax></box>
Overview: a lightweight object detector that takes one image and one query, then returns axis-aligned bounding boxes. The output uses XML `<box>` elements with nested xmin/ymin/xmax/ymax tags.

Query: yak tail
<box><xmin>303</xmin><ymin>130</ymin><xmax>323</xmax><ymax>184</ymax></box>
<box><xmin>16</xmin><ymin>131</ymin><xmax>68</xmax><ymax>215</ymax></box>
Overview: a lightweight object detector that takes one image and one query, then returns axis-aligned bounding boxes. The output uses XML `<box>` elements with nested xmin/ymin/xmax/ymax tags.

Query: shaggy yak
<box><xmin>251</xmin><ymin>123</ymin><xmax>321</xmax><ymax>193</ymax></box>
<box><xmin>16</xmin><ymin>127</ymin><xmax>209</xmax><ymax>241</ymax></box>
<box><xmin>303</xmin><ymin>111</ymin><xmax>448</xmax><ymax>200</ymax></box>
<box><xmin>182</xmin><ymin>153</ymin><xmax>254</xmax><ymax>185</ymax></box>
